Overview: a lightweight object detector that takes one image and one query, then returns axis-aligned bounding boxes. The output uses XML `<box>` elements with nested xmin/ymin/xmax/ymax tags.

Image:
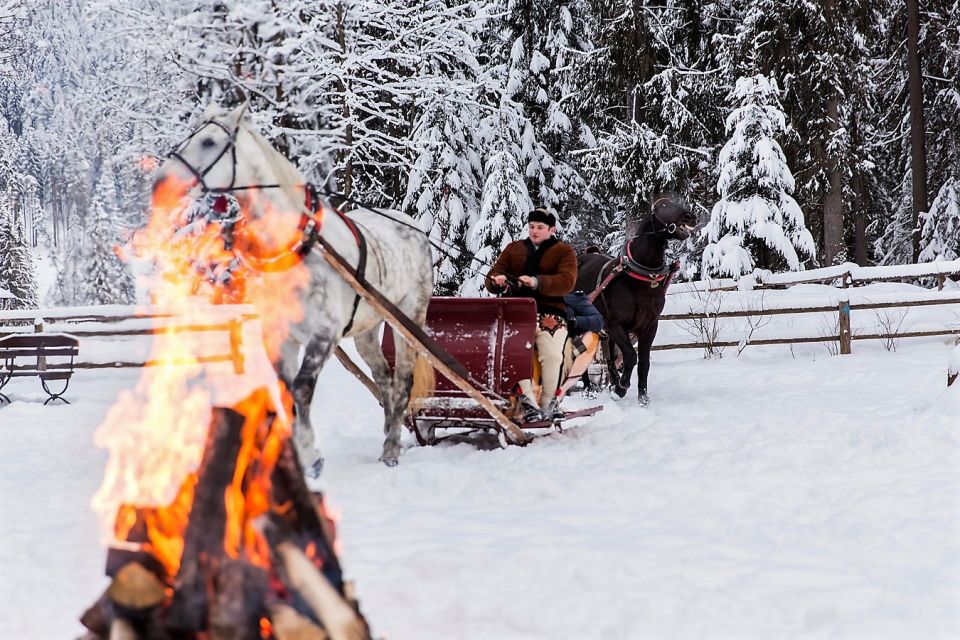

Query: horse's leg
<box><xmin>602</xmin><ymin>334</ymin><xmax>620</xmax><ymax>389</ymax></box>
<box><xmin>635</xmin><ymin>324</ymin><xmax>658</xmax><ymax>405</ymax></box>
<box><xmin>607</xmin><ymin>323</ymin><xmax>636</xmax><ymax>398</ymax></box>
<box><xmin>353</xmin><ymin>328</ymin><xmax>401</xmax><ymax>466</ymax></box>
<box><xmin>281</xmin><ymin>332</ymin><xmax>336</xmax><ymax>478</ymax></box>
<box><xmin>383</xmin><ymin>336</ymin><xmax>419</xmax><ymax>464</ymax></box>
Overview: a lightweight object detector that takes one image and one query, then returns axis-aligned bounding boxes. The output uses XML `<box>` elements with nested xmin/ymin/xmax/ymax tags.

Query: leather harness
<box><xmin>587</xmin><ymin>245</ymin><xmax>681</xmax><ymax>304</ymax></box>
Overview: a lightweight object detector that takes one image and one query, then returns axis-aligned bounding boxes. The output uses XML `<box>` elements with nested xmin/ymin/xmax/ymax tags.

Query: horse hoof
<box><xmin>638</xmin><ymin>393</ymin><xmax>650</xmax><ymax>406</ymax></box>
<box><xmin>305</xmin><ymin>458</ymin><xmax>325</xmax><ymax>478</ymax></box>
<box><xmin>380</xmin><ymin>456</ymin><xmax>399</xmax><ymax>468</ymax></box>
<box><xmin>614</xmin><ymin>385</ymin><xmax>628</xmax><ymax>398</ymax></box>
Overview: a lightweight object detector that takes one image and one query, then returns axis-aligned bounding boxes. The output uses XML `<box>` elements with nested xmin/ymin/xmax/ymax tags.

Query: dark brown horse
<box><xmin>576</xmin><ymin>200</ymin><xmax>697</xmax><ymax>404</ymax></box>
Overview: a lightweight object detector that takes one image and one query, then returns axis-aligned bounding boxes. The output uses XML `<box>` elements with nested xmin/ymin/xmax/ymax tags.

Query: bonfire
<box><xmin>78</xmin><ymin>174</ymin><xmax>371</xmax><ymax>640</ymax></box>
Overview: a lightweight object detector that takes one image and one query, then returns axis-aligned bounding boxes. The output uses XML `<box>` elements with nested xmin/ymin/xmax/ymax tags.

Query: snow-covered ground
<box><xmin>1</xmin><ymin>319</ymin><xmax>959</xmax><ymax>638</ymax></box>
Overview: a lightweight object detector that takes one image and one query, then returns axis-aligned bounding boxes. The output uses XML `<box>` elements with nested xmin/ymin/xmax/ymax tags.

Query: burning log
<box><xmin>80</xmin><ymin>392</ymin><xmax>372</xmax><ymax>640</ymax></box>
<box><xmin>108</xmin><ymin>562</ymin><xmax>167</xmax><ymax>612</ymax></box>
<box><xmin>167</xmin><ymin>406</ymin><xmax>248</xmax><ymax>633</ymax></box>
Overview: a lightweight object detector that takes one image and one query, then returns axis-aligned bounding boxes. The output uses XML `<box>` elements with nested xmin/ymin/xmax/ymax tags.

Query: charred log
<box><xmin>166</xmin><ymin>407</ymin><xmax>246</xmax><ymax>633</ymax></box>
<box><xmin>208</xmin><ymin>559</ymin><xmax>268</xmax><ymax>640</ymax></box>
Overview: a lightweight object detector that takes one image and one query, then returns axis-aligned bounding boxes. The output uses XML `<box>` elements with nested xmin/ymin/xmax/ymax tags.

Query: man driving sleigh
<box><xmin>485</xmin><ymin>207</ymin><xmax>577</xmax><ymax>422</ymax></box>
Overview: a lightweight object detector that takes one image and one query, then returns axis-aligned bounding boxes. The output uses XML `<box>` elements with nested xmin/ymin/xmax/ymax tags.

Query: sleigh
<box><xmin>382</xmin><ymin>297</ymin><xmax>603</xmax><ymax>446</ymax></box>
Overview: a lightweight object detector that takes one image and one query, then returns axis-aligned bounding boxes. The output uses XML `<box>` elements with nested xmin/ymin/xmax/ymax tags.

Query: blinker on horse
<box><xmin>576</xmin><ymin>199</ymin><xmax>697</xmax><ymax>404</ymax></box>
<box><xmin>152</xmin><ymin>104</ymin><xmax>435</xmax><ymax>472</ymax></box>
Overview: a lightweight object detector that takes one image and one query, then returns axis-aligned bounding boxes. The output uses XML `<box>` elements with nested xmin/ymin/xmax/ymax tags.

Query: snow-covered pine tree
<box><xmin>919</xmin><ymin>179</ymin><xmax>960</xmax><ymax>262</ymax></box>
<box><xmin>0</xmin><ymin>188</ymin><xmax>38</xmax><ymax>309</ymax></box>
<box><xmin>574</xmin><ymin>0</ymin><xmax>729</xmax><ymax>256</ymax></box>
<box><xmin>727</xmin><ymin>0</ymin><xmax>882</xmax><ymax>266</ymax></box>
<box><xmin>480</xmin><ymin>0</ymin><xmax>592</xmax><ymax>235</ymax></box>
<box><xmin>404</xmin><ymin>94</ymin><xmax>484</xmax><ymax>295</ymax></box>
<box><xmin>917</xmin><ymin>1</ymin><xmax>960</xmax><ymax>264</ymax></box>
<box><xmin>462</xmin><ymin>143</ymin><xmax>533</xmax><ymax>295</ymax></box>
<box><xmin>702</xmin><ymin>74</ymin><xmax>815</xmax><ymax>278</ymax></box>
<box><xmin>77</xmin><ymin>163</ymin><xmax>135</xmax><ymax>305</ymax></box>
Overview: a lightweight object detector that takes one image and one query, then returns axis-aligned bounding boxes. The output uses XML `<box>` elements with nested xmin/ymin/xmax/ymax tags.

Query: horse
<box><xmin>151</xmin><ymin>103</ymin><xmax>435</xmax><ymax>472</ymax></box>
<box><xmin>575</xmin><ymin>199</ymin><xmax>697</xmax><ymax>404</ymax></box>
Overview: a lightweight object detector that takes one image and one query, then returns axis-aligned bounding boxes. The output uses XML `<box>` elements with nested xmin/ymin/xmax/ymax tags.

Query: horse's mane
<box><xmin>238</xmin><ymin>119</ymin><xmax>306</xmax><ymax>211</ymax></box>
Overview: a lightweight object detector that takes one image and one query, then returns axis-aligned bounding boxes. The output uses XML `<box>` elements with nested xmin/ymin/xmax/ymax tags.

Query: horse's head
<box><xmin>145</xmin><ymin>103</ymin><xmax>310</xmax><ymax>299</ymax></box>
<box><xmin>153</xmin><ymin>103</ymin><xmax>251</xmax><ymax>198</ymax></box>
<box><xmin>647</xmin><ymin>198</ymin><xmax>698</xmax><ymax>241</ymax></box>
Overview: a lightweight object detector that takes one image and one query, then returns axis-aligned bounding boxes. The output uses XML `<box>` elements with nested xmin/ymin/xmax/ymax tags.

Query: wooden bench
<box><xmin>0</xmin><ymin>333</ymin><xmax>80</xmax><ymax>405</ymax></box>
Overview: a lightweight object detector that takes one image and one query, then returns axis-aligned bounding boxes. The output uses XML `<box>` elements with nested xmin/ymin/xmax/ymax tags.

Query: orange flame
<box><xmin>93</xmin><ymin>173</ymin><xmax>314</xmax><ymax>577</ymax></box>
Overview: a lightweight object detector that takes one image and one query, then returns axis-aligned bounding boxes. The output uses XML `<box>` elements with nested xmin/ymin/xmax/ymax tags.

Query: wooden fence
<box><xmin>656</xmin><ymin>294</ymin><xmax>960</xmax><ymax>353</ymax></box>
<box><xmin>0</xmin><ymin>305</ymin><xmax>257</xmax><ymax>372</ymax></box>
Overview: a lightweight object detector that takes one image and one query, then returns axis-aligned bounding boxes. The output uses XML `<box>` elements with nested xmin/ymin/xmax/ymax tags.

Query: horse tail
<box><xmin>408</xmin><ymin>354</ymin><xmax>436</xmax><ymax>410</ymax></box>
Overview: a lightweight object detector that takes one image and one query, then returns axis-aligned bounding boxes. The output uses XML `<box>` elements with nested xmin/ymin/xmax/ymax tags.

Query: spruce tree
<box><xmin>702</xmin><ymin>74</ymin><xmax>815</xmax><ymax>277</ymax></box>
<box><xmin>0</xmin><ymin>191</ymin><xmax>38</xmax><ymax>309</ymax></box>
<box><xmin>78</xmin><ymin>165</ymin><xmax>135</xmax><ymax>305</ymax></box>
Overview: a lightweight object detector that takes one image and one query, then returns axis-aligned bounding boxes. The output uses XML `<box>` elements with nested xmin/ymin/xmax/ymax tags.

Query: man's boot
<box><xmin>520</xmin><ymin>396</ymin><xmax>542</xmax><ymax>422</ymax></box>
<box><xmin>543</xmin><ymin>397</ymin><xmax>564</xmax><ymax>421</ymax></box>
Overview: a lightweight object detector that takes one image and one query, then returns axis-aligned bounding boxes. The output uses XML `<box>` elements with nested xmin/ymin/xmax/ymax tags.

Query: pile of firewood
<box><xmin>78</xmin><ymin>397</ymin><xmax>371</xmax><ymax>640</ymax></box>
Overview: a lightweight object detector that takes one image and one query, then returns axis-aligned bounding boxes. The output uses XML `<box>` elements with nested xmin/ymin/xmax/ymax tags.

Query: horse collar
<box><xmin>624</xmin><ymin>241</ymin><xmax>672</xmax><ymax>284</ymax></box>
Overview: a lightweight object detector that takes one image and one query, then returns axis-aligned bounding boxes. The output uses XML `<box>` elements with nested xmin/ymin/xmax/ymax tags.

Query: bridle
<box><xmin>164</xmin><ymin>116</ymin><xmax>370</xmax><ymax>334</ymax></box>
<box><xmin>639</xmin><ymin>198</ymin><xmax>683</xmax><ymax>237</ymax></box>
<box><xmin>168</xmin><ymin>120</ymin><xmax>241</xmax><ymax>194</ymax></box>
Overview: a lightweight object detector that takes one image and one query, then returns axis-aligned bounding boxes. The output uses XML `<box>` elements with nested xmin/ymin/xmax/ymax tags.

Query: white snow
<box><xmin>1</xmin><ymin>307</ymin><xmax>959</xmax><ymax>638</ymax></box>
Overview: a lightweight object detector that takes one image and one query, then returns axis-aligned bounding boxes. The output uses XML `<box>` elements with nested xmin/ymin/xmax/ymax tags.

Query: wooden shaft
<box><xmin>334</xmin><ymin>347</ymin><xmax>381</xmax><ymax>404</ymax></box>
<box><xmin>313</xmin><ymin>240</ymin><xmax>529</xmax><ymax>445</ymax></box>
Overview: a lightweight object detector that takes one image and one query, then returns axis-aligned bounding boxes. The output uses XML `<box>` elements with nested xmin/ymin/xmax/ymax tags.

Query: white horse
<box><xmin>153</xmin><ymin>104</ymin><xmax>434</xmax><ymax>472</ymax></box>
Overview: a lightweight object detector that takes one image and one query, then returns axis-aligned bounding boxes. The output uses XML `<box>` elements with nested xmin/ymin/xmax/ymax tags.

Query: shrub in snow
<box><xmin>949</xmin><ymin>343</ymin><xmax>960</xmax><ymax>387</ymax></box>
<box><xmin>702</xmin><ymin>74</ymin><xmax>815</xmax><ymax>278</ymax></box>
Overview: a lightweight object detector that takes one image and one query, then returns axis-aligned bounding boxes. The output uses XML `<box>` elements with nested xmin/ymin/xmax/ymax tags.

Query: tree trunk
<box><xmin>823</xmin><ymin>95</ymin><xmax>845</xmax><ymax>265</ymax></box>
<box><xmin>851</xmin><ymin>170</ymin><xmax>869</xmax><ymax>265</ymax></box>
<box><xmin>906</xmin><ymin>0</ymin><xmax>928</xmax><ymax>262</ymax></box>
<box><xmin>336</xmin><ymin>2</ymin><xmax>354</xmax><ymax>199</ymax></box>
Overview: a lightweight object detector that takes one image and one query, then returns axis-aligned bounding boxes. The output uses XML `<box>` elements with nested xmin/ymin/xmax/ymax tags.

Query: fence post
<box><xmin>34</xmin><ymin>318</ymin><xmax>47</xmax><ymax>371</ymax></box>
<box><xmin>229</xmin><ymin>318</ymin><xmax>244</xmax><ymax>375</ymax></box>
<box><xmin>937</xmin><ymin>274</ymin><xmax>946</xmax><ymax>291</ymax></box>
<box><xmin>838</xmin><ymin>301</ymin><xmax>852</xmax><ymax>355</ymax></box>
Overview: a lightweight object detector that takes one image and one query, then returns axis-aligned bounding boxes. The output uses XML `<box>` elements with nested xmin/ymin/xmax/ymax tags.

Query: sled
<box><xmin>382</xmin><ymin>297</ymin><xmax>603</xmax><ymax>446</ymax></box>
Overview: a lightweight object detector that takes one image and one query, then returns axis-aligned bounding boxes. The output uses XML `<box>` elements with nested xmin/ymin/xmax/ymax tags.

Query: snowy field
<box><xmin>1</xmin><ymin>318</ymin><xmax>960</xmax><ymax>638</ymax></box>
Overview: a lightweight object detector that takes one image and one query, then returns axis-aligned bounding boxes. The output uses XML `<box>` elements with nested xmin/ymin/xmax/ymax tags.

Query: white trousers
<box><xmin>518</xmin><ymin>315</ymin><xmax>568</xmax><ymax>411</ymax></box>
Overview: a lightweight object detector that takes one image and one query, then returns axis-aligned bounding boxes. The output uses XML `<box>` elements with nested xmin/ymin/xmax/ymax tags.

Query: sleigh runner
<box><xmin>381</xmin><ymin>296</ymin><xmax>603</xmax><ymax>446</ymax></box>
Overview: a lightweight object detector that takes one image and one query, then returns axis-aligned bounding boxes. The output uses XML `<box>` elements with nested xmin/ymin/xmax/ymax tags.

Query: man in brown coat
<box><xmin>486</xmin><ymin>208</ymin><xmax>577</xmax><ymax>422</ymax></box>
